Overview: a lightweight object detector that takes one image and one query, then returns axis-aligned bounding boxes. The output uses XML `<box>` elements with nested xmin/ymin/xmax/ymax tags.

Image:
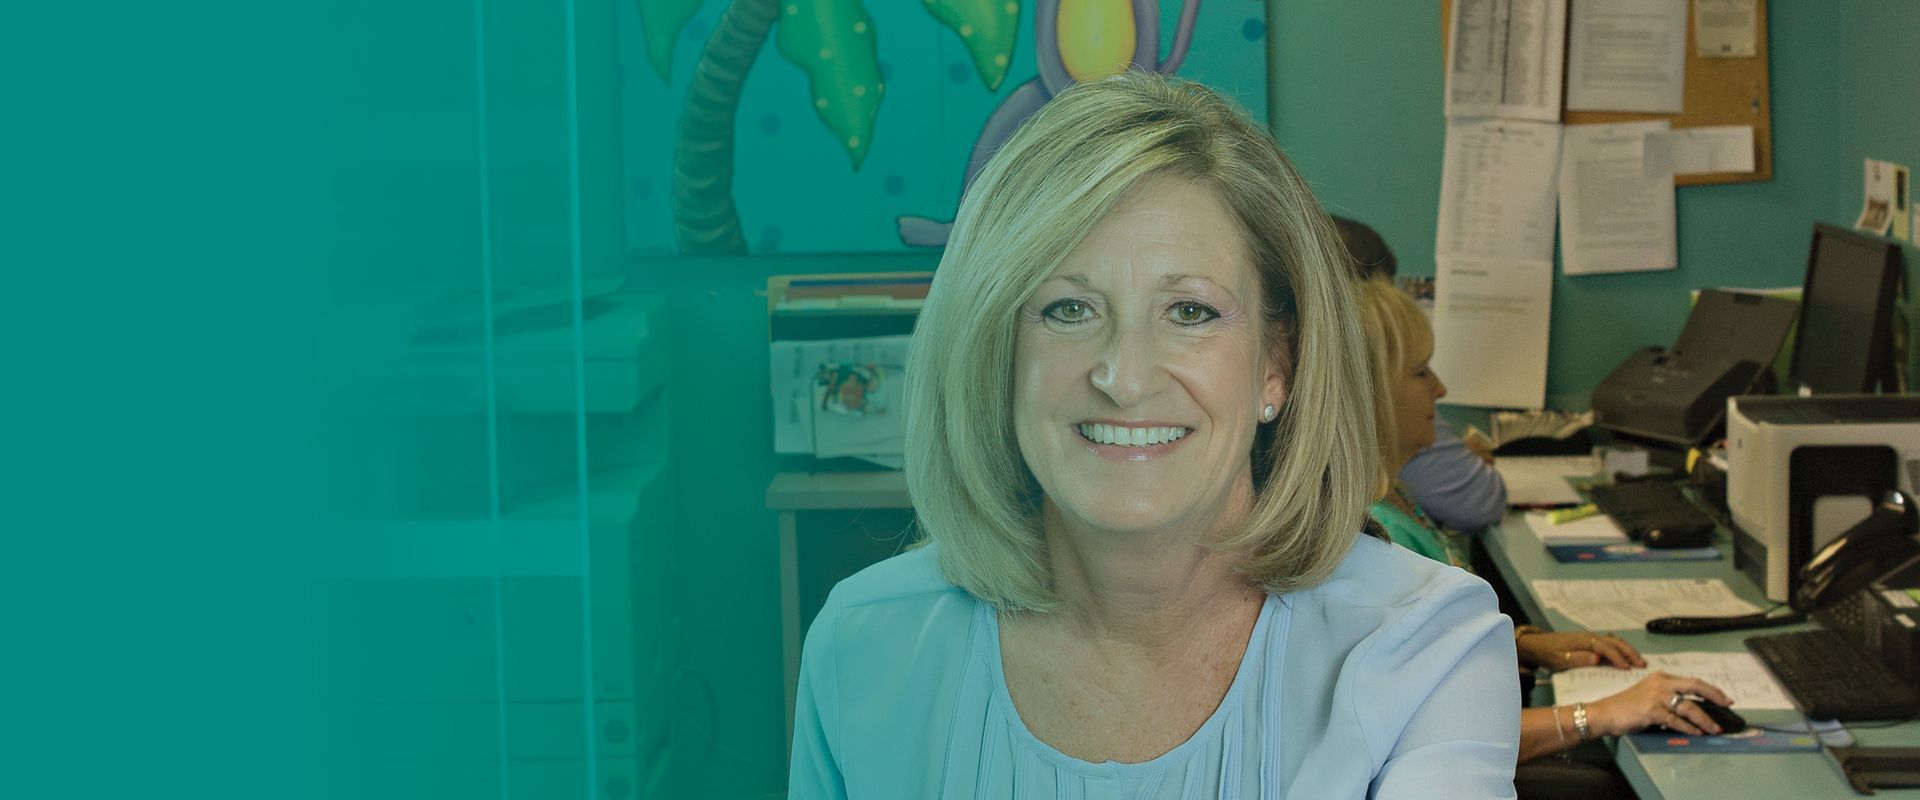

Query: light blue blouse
<box><xmin>788</xmin><ymin>535</ymin><xmax>1520</xmax><ymax>799</ymax></box>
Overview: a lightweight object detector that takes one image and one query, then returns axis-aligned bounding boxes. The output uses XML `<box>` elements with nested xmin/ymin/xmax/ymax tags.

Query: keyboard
<box><xmin>1746</xmin><ymin>629</ymin><xmax>1920</xmax><ymax>721</ymax></box>
<box><xmin>1587</xmin><ymin>481</ymin><xmax>1717</xmax><ymax>541</ymax></box>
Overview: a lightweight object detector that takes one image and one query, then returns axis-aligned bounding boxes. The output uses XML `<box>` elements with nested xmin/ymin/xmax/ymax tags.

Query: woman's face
<box><xmin>1012</xmin><ymin>176</ymin><xmax>1285</xmax><ymax>536</ymax></box>
<box><xmin>1391</xmin><ymin>342</ymin><xmax>1447</xmax><ymax>467</ymax></box>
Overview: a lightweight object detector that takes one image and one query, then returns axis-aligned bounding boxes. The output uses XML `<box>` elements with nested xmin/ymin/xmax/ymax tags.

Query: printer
<box><xmin>1592</xmin><ymin>290</ymin><xmax>1798</xmax><ymax>448</ymax></box>
<box><xmin>1727</xmin><ymin>395</ymin><xmax>1920</xmax><ymax>602</ymax></box>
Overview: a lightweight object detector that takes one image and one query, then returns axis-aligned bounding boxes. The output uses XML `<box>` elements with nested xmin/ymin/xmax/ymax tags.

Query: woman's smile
<box><xmin>1072</xmin><ymin>421</ymin><xmax>1195</xmax><ymax>461</ymax></box>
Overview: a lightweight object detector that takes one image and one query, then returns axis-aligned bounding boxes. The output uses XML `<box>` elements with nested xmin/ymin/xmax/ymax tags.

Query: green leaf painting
<box><xmin>923</xmin><ymin>0</ymin><xmax>1020</xmax><ymax>91</ymax></box>
<box><xmin>774</xmin><ymin>0</ymin><xmax>884</xmax><ymax>168</ymax></box>
<box><xmin>638</xmin><ymin>0</ymin><xmax>707</xmax><ymax>81</ymax></box>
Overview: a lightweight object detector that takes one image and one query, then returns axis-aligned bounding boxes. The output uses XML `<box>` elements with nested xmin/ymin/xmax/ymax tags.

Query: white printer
<box><xmin>1727</xmin><ymin>394</ymin><xmax>1920</xmax><ymax>601</ymax></box>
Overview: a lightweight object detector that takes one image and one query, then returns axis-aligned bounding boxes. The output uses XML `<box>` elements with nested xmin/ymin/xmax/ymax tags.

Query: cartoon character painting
<box><xmin>899</xmin><ymin>0</ymin><xmax>1201</xmax><ymax>247</ymax></box>
<box><xmin>635</xmin><ymin>0</ymin><xmax>1237</xmax><ymax>256</ymax></box>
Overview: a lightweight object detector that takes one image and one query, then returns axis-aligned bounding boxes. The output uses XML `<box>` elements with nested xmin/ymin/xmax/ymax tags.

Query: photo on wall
<box><xmin>629</xmin><ymin>0</ymin><xmax>1270</xmax><ymax>256</ymax></box>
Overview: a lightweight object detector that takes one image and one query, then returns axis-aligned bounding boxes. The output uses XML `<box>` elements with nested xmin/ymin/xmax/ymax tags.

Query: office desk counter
<box><xmin>1482</xmin><ymin>514</ymin><xmax>1920</xmax><ymax>799</ymax></box>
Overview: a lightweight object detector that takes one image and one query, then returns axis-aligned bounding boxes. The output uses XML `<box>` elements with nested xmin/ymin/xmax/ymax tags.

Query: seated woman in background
<box><xmin>788</xmin><ymin>72</ymin><xmax>1521</xmax><ymax>798</ymax></box>
<box><xmin>1331</xmin><ymin>215</ymin><xmax>1507</xmax><ymax>531</ymax></box>
<box><xmin>1355</xmin><ymin>277</ymin><xmax>1736</xmax><ymax>796</ymax></box>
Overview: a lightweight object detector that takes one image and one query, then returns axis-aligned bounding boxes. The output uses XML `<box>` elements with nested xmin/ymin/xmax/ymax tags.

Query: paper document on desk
<box><xmin>1529</xmin><ymin>578</ymin><xmax>1764</xmax><ymax>632</ymax></box>
<box><xmin>1566</xmin><ymin>0</ymin><xmax>1687</xmax><ymax>114</ymax></box>
<box><xmin>1553</xmin><ymin>651</ymin><xmax>1795</xmax><ymax>710</ymax></box>
<box><xmin>1497</xmin><ymin>455</ymin><xmax>1591</xmax><ymax>507</ymax></box>
<box><xmin>1523</xmin><ymin>511</ymin><xmax>1627</xmax><ymax>545</ymax></box>
<box><xmin>1445</xmin><ymin>0</ymin><xmax>1567</xmax><ymax>121</ymax></box>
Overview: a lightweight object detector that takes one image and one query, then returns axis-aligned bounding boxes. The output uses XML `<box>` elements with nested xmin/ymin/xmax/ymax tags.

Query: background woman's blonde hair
<box><xmin>1355</xmin><ymin>277</ymin><xmax>1436</xmax><ymax>501</ymax></box>
<box><xmin>904</xmin><ymin>71</ymin><xmax>1379</xmax><ymax>611</ymax></box>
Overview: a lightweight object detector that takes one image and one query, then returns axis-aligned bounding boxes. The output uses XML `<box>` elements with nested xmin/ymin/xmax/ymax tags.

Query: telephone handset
<box><xmin>1795</xmin><ymin>491</ymin><xmax>1920</xmax><ymax>612</ymax></box>
<box><xmin>1646</xmin><ymin>491</ymin><xmax>1920</xmax><ymax>635</ymax></box>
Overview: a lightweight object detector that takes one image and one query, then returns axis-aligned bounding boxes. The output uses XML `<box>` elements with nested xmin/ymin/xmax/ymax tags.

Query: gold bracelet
<box><xmin>1514</xmin><ymin>624</ymin><xmax>1545</xmax><ymax>641</ymax></box>
<box><xmin>1552</xmin><ymin>705</ymin><xmax>1569</xmax><ymax>744</ymax></box>
<box><xmin>1573</xmin><ymin>702</ymin><xmax>1592</xmax><ymax>742</ymax></box>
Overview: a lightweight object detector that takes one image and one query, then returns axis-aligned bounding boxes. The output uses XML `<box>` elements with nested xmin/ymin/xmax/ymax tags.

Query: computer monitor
<box><xmin>1788</xmin><ymin>224</ymin><xmax>1904</xmax><ymax>394</ymax></box>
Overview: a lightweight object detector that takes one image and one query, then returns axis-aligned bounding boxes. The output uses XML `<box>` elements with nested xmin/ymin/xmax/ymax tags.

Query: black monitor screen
<box><xmin>1789</xmin><ymin>224</ymin><xmax>1901</xmax><ymax>394</ymax></box>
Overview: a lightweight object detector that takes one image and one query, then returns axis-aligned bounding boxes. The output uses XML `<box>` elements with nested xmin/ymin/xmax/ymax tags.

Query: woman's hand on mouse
<box><xmin>1589</xmin><ymin>672</ymin><xmax>1736</xmax><ymax>737</ymax></box>
<box><xmin>1516</xmin><ymin>630</ymin><xmax>1646</xmax><ymax>671</ymax></box>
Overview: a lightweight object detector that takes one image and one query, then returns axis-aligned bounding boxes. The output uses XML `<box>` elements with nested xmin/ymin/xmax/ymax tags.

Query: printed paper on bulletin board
<box><xmin>1442</xmin><ymin>0</ymin><xmax>1772</xmax><ymax>186</ymax></box>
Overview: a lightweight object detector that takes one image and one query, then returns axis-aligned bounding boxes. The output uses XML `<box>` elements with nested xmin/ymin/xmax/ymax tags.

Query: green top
<box><xmin>1369</xmin><ymin>497</ymin><xmax>1458</xmax><ymax>567</ymax></box>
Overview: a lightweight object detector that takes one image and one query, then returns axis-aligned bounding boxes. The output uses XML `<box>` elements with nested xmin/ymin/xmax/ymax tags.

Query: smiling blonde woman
<box><xmin>788</xmin><ymin>71</ymin><xmax>1521</xmax><ymax>799</ymax></box>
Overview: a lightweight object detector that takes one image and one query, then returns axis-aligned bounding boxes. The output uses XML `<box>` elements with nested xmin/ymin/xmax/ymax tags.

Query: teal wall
<box><xmin>1269</xmin><ymin>0</ymin><xmax>1920</xmax><ymax>416</ymax></box>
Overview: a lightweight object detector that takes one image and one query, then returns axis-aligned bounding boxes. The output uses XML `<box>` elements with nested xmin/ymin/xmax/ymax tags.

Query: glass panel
<box><xmin>308</xmin><ymin>0</ymin><xmax>644</xmax><ymax>796</ymax></box>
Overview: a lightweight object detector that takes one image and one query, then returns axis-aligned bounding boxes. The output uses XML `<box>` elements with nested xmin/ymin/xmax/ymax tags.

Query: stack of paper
<box><xmin>1497</xmin><ymin>455</ymin><xmax>1592</xmax><ymax>507</ymax></box>
<box><xmin>1529</xmin><ymin>578</ymin><xmax>1764</xmax><ymax>631</ymax></box>
<box><xmin>1492</xmin><ymin>409</ymin><xmax>1593</xmax><ymax>445</ymax></box>
<box><xmin>1523</xmin><ymin>511</ymin><xmax>1627</xmax><ymax>545</ymax></box>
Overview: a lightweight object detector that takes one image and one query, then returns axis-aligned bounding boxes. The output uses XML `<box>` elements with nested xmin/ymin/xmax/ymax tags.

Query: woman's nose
<box><xmin>1432</xmin><ymin>372</ymin><xmax>1448</xmax><ymax>400</ymax></box>
<box><xmin>1090</xmin><ymin>323</ymin><xmax>1162</xmax><ymax>406</ymax></box>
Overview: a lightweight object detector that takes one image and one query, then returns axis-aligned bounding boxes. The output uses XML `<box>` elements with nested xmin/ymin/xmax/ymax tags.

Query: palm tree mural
<box><xmin>639</xmin><ymin>0</ymin><xmax>1022</xmax><ymax>255</ymax></box>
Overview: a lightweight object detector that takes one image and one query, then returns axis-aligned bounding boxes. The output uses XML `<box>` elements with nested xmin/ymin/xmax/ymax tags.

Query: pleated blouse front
<box><xmin>787</xmin><ymin>538</ymin><xmax>1522</xmax><ymax>799</ymax></box>
<box><xmin>941</xmin><ymin>593</ymin><xmax>1286</xmax><ymax>799</ymax></box>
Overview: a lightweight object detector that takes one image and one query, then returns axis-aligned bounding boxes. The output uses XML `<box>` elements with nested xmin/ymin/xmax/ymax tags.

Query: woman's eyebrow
<box><xmin>1159</xmin><ymin>273</ymin><xmax>1234</xmax><ymax>294</ymax></box>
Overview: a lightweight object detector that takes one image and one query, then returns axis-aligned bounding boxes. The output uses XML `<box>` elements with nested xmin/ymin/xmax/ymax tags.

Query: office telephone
<box><xmin>1647</xmin><ymin>491</ymin><xmax>1919</xmax><ymax>634</ymax></box>
<box><xmin>1796</xmin><ymin>491</ymin><xmax>1920</xmax><ymax>611</ymax></box>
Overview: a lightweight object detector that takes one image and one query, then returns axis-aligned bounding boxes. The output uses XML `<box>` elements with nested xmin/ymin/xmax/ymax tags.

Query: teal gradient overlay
<box><xmin>13</xmin><ymin>2</ymin><xmax>1918</xmax><ymax>799</ymax></box>
<box><xmin>9</xmin><ymin>2</ymin><xmax>320</xmax><ymax>799</ymax></box>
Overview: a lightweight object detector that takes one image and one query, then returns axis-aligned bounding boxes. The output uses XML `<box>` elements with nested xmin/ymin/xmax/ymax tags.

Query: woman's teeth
<box><xmin>1077</xmin><ymin>423</ymin><xmax>1189</xmax><ymax>447</ymax></box>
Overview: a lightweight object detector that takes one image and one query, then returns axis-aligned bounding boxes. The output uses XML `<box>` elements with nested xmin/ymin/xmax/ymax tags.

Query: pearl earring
<box><xmin>1262</xmin><ymin>404</ymin><xmax>1277</xmax><ymax>422</ymax></box>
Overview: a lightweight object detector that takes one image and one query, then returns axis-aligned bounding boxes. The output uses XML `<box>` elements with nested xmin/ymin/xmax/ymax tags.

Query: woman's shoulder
<box><xmin>822</xmin><ymin>542</ymin><xmax>967</xmax><ymax>611</ymax></box>
<box><xmin>806</xmin><ymin>543</ymin><xmax>980</xmax><ymax>664</ymax></box>
<box><xmin>1293</xmin><ymin>533</ymin><xmax>1493</xmax><ymax>617</ymax></box>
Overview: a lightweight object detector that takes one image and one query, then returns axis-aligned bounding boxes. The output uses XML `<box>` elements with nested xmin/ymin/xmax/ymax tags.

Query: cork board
<box><xmin>1441</xmin><ymin>0</ymin><xmax>1772</xmax><ymax>185</ymax></box>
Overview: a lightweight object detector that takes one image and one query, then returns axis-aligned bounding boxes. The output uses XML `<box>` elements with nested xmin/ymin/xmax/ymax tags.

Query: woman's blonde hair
<box><xmin>904</xmin><ymin>71</ymin><xmax>1379</xmax><ymax>611</ymax></box>
<box><xmin>1355</xmin><ymin>277</ymin><xmax>1436</xmax><ymax>501</ymax></box>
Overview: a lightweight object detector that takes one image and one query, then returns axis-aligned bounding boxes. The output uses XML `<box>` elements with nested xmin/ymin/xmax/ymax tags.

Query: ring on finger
<box><xmin>1667</xmin><ymin>692</ymin><xmax>1684</xmax><ymax>711</ymax></box>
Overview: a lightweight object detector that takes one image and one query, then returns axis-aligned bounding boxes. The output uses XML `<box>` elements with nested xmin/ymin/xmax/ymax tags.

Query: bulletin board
<box><xmin>1441</xmin><ymin>0</ymin><xmax>1773</xmax><ymax>185</ymax></box>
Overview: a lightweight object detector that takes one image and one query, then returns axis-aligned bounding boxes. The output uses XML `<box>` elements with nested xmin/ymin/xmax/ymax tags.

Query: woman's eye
<box><xmin>1170</xmin><ymin>302</ymin><xmax>1219</xmax><ymax>325</ymax></box>
<box><xmin>1043</xmin><ymin>299</ymin><xmax>1094</xmax><ymax>323</ymax></box>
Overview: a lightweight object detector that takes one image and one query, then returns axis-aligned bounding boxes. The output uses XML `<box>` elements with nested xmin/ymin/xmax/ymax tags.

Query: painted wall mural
<box><xmin>629</xmin><ymin>0</ymin><xmax>1268</xmax><ymax>256</ymax></box>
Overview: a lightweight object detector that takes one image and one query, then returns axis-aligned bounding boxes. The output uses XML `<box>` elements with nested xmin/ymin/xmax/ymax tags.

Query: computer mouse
<box><xmin>1643</xmin><ymin>521</ymin><xmax>1713</xmax><ymax>549</ymax></box>
<box><xmin>1659</xmin><ymin>696</ymin><xmax>1747</xmax><ymax>735</ymax></box>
